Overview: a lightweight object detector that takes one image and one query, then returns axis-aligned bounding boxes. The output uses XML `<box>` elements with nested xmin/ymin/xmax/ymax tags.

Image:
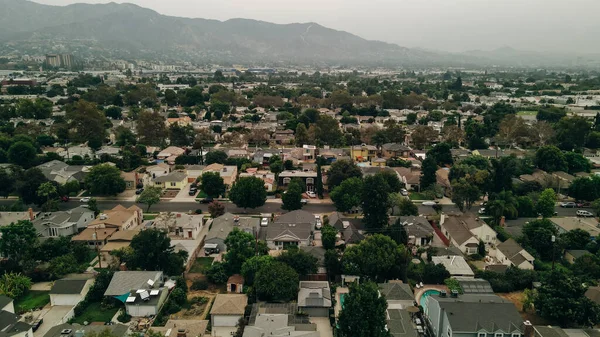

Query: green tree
<box><xmin>224</xmin><ymin>228</ymin><xmax>265</xmax><ymax>274</ymax></box>
<box><xmin>555</xmin><ymin>116</ymin><xmax>591</xmax><ymax>151</ymax></box>
<box><xmin>477</xmin><ymin>240</ymin><xmax>486</xmax><ymax>256</ymax></box>
<box><xmin>564</xmin><ymin>152</ymin><xmax>592</xmax><ymax>174</ymax></box>
<box><xmin>208</xmin><ymin>201</ymin><xmax>225</xmax><ymax>218</ymax></box>
<box><xmin>326</xmin><ymin>160</ymin><xmax>362</xmax><ymax>190</ymax></box>
<box><xmin>228</xmin><ymin>177</ymin><xmax>267</xmax><ymax>210</ymax></box>
<box><xmin>537</xmin><ymin>188</ymin><xmax>556</xmax><ymax>218</ymax></box>
<box><xmin>205</xmin><ymin>150</ymin><xmax>228</xmax><ymax>165</ymax></box>
<box><xmin>375</xmin><ymin>170</ymin><xmax>402</xmax><ymax>193</ymax></box>
<box><xmin>136</xmin><ymin>110</ymin><xmax>168</xmax><ymax>146</ymax></box>
<box><xmin>136</xmin><ymin>186</ymin><xmax>162</xmax><ymax>212</ymax></box>
<box><xmin>342</xmin><ymin>234</ymin><xmax>409</xmax><ymax>282</ymax></box>
<box><xmin>388</xmin><ymin>218</ymin><xmax>409</xmax><ymax>246</ymax></box>
<box><xmin>362</xmin><ymin>174</ymin><xmax>390</xmax><ymax>230</ymax></box>
<box><xmin>321</xmin><ymin>225</ymin><xmax>338</xmax><ymax>250</ymax></box>
<box><xmin>0</xmin><ymin>273</ymin><xmax>32</xmax><ymax>299</ymax></box>
<box><xmin>48</xmin><ymin>254</ymin><xmax>81</xmax><ymax>278</ymax></box>
<box><xmin>168</xmin><ymin>124</ymin><xmax>194</xmax><ymax>147</ymax></box>
<box><xmin>420</xmin><ymin>156</ymin><xmax>437</xmax><ymax>190</ymax></box>
<box><xmin>85</xmin><ymin>164</ymin><xmax>126</xmax><ymax>196</ymax></box>
<box><xmin>521</xmin><ymin>218</ymin><xmax>558</xmax><ymax>261</ymax></box>
<box><xmin>338</xmin><ymin>282</ymin><xmax>389</xmax><ymax>337</ymax></box>
<box><xmin>37</xmin><ymin>182</ymin><xmax>57</xmax><ymax>204</ymax></box>
<box><xmin>241</xmin><ymin>255</ymin><xmax>274</xmax><ymax>287</ymax></box>
<box><xmin>487</xmin><ymin>191</ymin><xmax>519</xmax><ymax>224</ymax></box>
<box><xmin>535</xmin><ymin>146</ymin><xmax>567</xmax><ymax>172</ymax></box>
<box><xmin>255</xmin><ymin>261</ymin><xmax>299</xmax><ymax>302</ymax></box>
<box><xmin>451</xmin><ymin>178</ymin><xmax>481</xmax><ymax>211</ymax></box>
<box><xmin>316</xmin><ymin>164</ymin><xmax>324</xmax><ymax>198</ymax></box>
<box><xmin>126</xmin><ymin>229</ymin><xmax>187</xmax><ymax>275</ymax></box>
<box><xmin>561</xmin><ymin>229</ymin><xmax>592</xmax><ymax>250</ymax></box>
<box><xmin>200</xmin><ymin>172</ymin><xmax>226</xmax><ymax>198</ymax></box>
<box><xmin>206</xmin><ymin>262</ymin><xmax>228</xmax><ymax>284</ymax></box>
<box><xmin>66</xmin><ymin>100</ymin><xmax>106</xmax><ymax>149</ymax></box>
<box><xmin>282</xmin><ymin>180</ymin><xmax>303</xmax><ymax>211</ymax></box>
<box><xmin>276</xmin><ymin>246</ymin><xmax>318</xmax><ymax>276</ymax></box>
<box><xmin>395</xmin><ymin>197</ymin><xmax>418</xmax><ymax>216</ymax></box>
<box><xmin>0</xmin><ymin>169</ymin><xmax>15</xmax><ymax>198</ymax></box>
<box><xmin>295</xmin><ymin>123</ymin><xmax>309</xmax><ymax>146</ymax></box>
<box><xmin>330</xmin><ymin>177</ymin><xmax>363</xmax><ymax>212</ymax></box>
<box><xmin>427</xmin><ymin>142</ymin><xmax>454</xmax><ymax>166</ymax></box>
<box><xmin>15</xmin><ymin>168</ymin><xmax>48</xmax><ymax>205</ymax></box>
<box><xmin>8</xmin><ymin>141</ymin><xmax>37</xmax><ymax>168</ymax></box>
<box><xmin>0</xmin><ymin>220</ymin><xmax>38</xmax><ymax>263</ymax></box>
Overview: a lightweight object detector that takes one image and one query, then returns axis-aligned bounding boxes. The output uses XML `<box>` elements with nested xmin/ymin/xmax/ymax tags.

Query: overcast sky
<box><xmin>34</xmin><ymin>0</ymin><xmax>600</xmax><ymax>53</ymax></box>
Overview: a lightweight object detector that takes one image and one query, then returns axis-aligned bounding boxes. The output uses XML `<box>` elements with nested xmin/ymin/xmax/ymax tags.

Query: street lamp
<box><xmin>551</xmin><ymin>235</ymin><xmax>556</xmax><ymax>271</ymax></box>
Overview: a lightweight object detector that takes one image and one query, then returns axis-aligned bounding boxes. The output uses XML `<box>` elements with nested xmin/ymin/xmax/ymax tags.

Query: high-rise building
<box><xmin>45</xmin><ymin>54</ymin><xmax>61</xmax><ymax>67</ymax></box>
<box><xmin>45</xmin><ymin>53</ymin><xmax>75</xmax><ymax>68</ymax></box>
<box><xmin>60</xmin><ymin>54</ymin><xmax>74</xmax><ymax>68</ymax></box>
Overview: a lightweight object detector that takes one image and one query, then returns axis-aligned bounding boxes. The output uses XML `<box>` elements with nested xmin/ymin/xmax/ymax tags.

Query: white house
<box><xmin>125</xmin><ymin>288</ymin><xmax>168</xmax><ymax>317</ymax></box>
<box><xmin>210</xmin><ymin>294</ymin><xmax>247</xmax><ymax>337</ymax></box>
<box><xmin>493</xmin><ymin>238</ymin><xmax>535</xmax><ymax>270</ymax></box>
<box><xmin>50</xmin><ymin>278</ymin><xmax>93</xmax><ymax>306</ymax></box>
<box><xmin>440</xmin><ymin>214</ymin><xmax>497</xmax><ymax>254</ymax></box>
<box><xmin>0</xmin><ymin>295</ymin><xmax>14</xmax><ymax>314</ymax></box>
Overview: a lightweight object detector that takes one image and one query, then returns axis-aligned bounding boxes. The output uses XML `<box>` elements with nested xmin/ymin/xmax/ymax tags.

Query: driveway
<box><xmin>32</xmin><ymin>306</ymin><xmax>74</xmax><ymax>337</ymax></box>
<box><xmin>310</xmin><ymin>317</ymin><xmax>333</xmax><ymax>337</ymax></box>
<box><xmin>173</xmin><ymin>184</ymin><xmax>198</xmax><ymax>202</ymax></box>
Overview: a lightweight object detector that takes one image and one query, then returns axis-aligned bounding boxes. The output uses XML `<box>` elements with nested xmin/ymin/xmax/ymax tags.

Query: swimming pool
<box><xmin>340</xmin><ymin>293</ymin><xmax>348</xmax><ymax>309</ymax></box>
<box><xmin>419</xmin><ymin>289</ymin><xmax>441</xmax><ymax>314</ymax></box>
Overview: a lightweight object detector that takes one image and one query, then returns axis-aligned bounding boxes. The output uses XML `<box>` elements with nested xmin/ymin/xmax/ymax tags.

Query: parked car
<box><xmin>301</xmin><ymin>199</ymin><xmax>308</xmax><ymax>205</ymax></box>
<box><xmin>189</xmin><ymin>187</ymin><xmax>198</xmax><ymax>196</ymax></box>
<box><xmin>199</xmin><ymin>197</ymin><xmax>213</xmax><ymax>204</ymax></box>
<box><xmin>400</xmin><ymin>189</ymin><xmax>408</xmax><ymax>196</ymax></box>
<box><xmin>80</xmin><ymin>197</ymin><xmax>90</xmax><ymax>203</ymax></box>
<box><xmin>478</xmin><ymin>207</ymin><xmax>486</xmax><ymax>215</ymax></box>
<box><xmin>577</xmin><ymin>202</ymin><xmax>591</xmax><ymax>208</ymax></box>
<box><xmin>32</xmin><ymin>319</ymin><xmax>43</xmax><ymax>332</ymax></box>
<box><xmin>560</xmin><ymin>202</ymin><xmax>577</xmax><ymax>208</ymax></box>
<box><xmin>60</xmin><ymin>195</ymin><xmax>70</xmax><ymax>202</ymax></box>
<box><xmin>315</xmin><ymin>215</ymin><xmax>322</xmax><ymax>229</ymax></box>
<box><xmin>135</xmin><ymin>188</ymin><xmax>144</xmax><ymax>195</ymax></box>
<box><xmin>204</xmin><ymin>243</ymin><xmax>220</xmax><ymax>255</ymax></box>
<box><xmin>306</xmin><ymin>191</ymin><xmax>317</xmax><ymax>198</ymax></box>
<box><xmin>261</xmin><ymin>218</ymin><xmax>269</xmax><ymax>227</ymax></box>
<box><xmin>577</xmin><ymin>210</ymin><xmax>594</xmax><ymax>217</ymax></box>
<box><xmin>422</xmin><ymin>201</ymin><xmax>438</xmax><ymax>206</ymax></box>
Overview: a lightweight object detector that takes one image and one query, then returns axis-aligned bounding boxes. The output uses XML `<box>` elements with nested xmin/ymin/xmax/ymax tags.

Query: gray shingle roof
<box><xmin>0</xmin><ymin>296</ymin><xmax>11</xmax><ymax>310</ymax></box>
<box><xmin>50</xmin><ymin>279</ymin><xmax>88</xmax><ymax>294</ymax></box>
<box><xmin>43</xmin><ymin>323</ymin><xmax>128</xmax><ymax>337</ymax></box>
<box><xmin>388</xmin><ymin>309</ymin><xmax>418</xmax><ymax>337</ymax></box>
<box><xmin>274</xmin><ymin>210</ymin><xmax>316</xmax><ymax>226</ymax></box>
<box><xmin>153</xmin><ymin>171</ymin><xmax>187</xmax><ymax>183</ymax></box>
<box><xmin>104</xmin><ymin>271</ymin><xmax>162</xmax><ymax>297</ymax></box>
<box><xmin>379</xmin><ymin>282</ymin><xmax>414</xmax><ymax>301</ymax></box>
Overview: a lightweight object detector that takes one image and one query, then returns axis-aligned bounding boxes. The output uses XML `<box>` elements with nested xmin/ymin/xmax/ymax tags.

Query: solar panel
<box><xmin>136</xmin><ymin>289</ymin><xmax>146</xmax><ymax>293</ymax></box>
<box><xmin>150</xmin><ymin>290</ymin><xmax>160</xmax><ymax>296</ymax></box>
<box><xmin>147</xmin><ymin>279</ymin><xmax>155</xmax><ymax>287</ymax></box>
<box><xmin>139</xmin><ymin>290</ymin><xmax>150</xmax><ymax>300</ymax></box>
<box><xmin>126</xmin><ymin>297</ymin><xmax>136</xmax><ymax>303</ymax></box>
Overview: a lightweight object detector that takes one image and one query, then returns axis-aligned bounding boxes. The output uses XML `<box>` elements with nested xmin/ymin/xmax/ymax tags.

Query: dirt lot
<box><xmin>170</xmin><ymin>290</ymin><xmax>216</xmax><ymax>320</ymax></box>
<box><xmin>162</xmin><ymin>190</ymin><xmax>179</xmax><ymax>198</ymax></box>
<box><xmin>498</xmin><ymin>292</ymin><xmax>551</xmax><ymax>325</ymax></box>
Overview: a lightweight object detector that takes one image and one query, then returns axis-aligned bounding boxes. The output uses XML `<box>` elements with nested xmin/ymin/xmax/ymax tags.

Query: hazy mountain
<box><xmin>0</xmin><ymin>0</ymin><xmax>597</xmax><ymax>68</ymax></box>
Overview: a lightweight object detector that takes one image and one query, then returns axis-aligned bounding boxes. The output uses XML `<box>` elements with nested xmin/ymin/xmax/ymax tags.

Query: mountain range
<box><xmin>0</xmin><ymin>0</ymin><xmax>598</xmax><ymax>68</ymax></box>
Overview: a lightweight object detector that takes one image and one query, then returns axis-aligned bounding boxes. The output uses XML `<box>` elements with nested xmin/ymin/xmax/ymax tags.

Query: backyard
<box><xmin>71</xmin><ymin>302</ymin><xmax>119</xmax><ymax>324</ymax></box>
<box><xmin>15</xmin><ymin>291</ymin><xmax>49</xmax><ymax>313</ymax></box>
<box><xmin>189</xmin><ymin>257</ymin><xmax>214</xmax><ymax>274</ymax></box>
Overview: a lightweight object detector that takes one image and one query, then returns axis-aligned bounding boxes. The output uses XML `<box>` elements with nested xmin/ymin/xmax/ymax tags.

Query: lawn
<box><xmin>409</xmin><ymin>192</ymin><xmax>433</xmax><ymax>201</ymax></box>
<box><xmin>517</xmin><ymin>111</ymin><xmax>538</xmax><ymax>116</ymax></box>
<box><xmin>143</xmin><ymin>214</ymin><xmax>157</xmax><ymax>220</ymax></box>
<box><xmin>189</xmin><ymin>257</ymin><xmax>214</xmax><ymax>274</ymax></box>
<box><xmin>71</xmin><ymin>302</ymin><xmax>119</xmax><ymax>324</ymax></box>
<box><xmin>15</xmin><ymin>291</ymin><xmax>49</xmax><ymax>313</ymax></box>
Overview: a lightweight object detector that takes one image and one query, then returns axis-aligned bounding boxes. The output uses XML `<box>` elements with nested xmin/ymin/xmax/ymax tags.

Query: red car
<box><xmin>60</xmin><ymin>196</ymin><xmax>70</xmax><ymax>202</ymax></box>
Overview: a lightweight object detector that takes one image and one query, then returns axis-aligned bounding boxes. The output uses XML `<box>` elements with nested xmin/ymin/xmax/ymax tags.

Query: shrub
<box><xmin>191</xmin><ymin>279</ymin><xmax>209</xmax><ymax>291</ymax></box>
<box><xmin>195</xmin><ymin>209</ymin><xmax>203</xmax><ymax>214</ymax></box>
<box><xmin>117</xmin><ymin>311</ymin><xmax>131</xmax><ymax>323</ymax></box>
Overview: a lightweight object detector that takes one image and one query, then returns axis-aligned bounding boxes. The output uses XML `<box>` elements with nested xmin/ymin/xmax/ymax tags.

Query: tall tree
<box><xmin>327</xmin><ymin>160</ymin><xmax>362</xmax><ymax>190</ymax></box>
<box><xmin>427</xmin><ymin>142</ymin><xmax>454</xmax><ymax>166</ymax></box>
<box><xmin>362</xmin><ymin>174</ymin><xmax>390</xmax><ymax>230</ymax></box>
<box><xmin>200</xmin><ymin>172</ymin><xmax>226</xmax><ymax>198</ymax></box>
<box><xmin>126</xmin><ymin>229</ymin><xmax>187</xmax><ymax>275</ymax></box>
<box><xmin>67</xmin><ymin>100</ymin><xmax>106</xmax><ymax>149</ymax></box>
<box><xmin>338</xmin><ymin>282</ymin><xmax>389</xmax><ymax>337</ymax></box>
<box><xmin>8</xmin><ymin>142</ymin><xmax>37</xmax><ymax>168</ymax></box>
<box><xmin>224</xmin><ymin>228</ymin><xmax>265</xmax><ymax>274</ymax></box>
<box><xmin>0</xmin><ymin>221</ymin><xmax>37</xmax><ymax>263</ymax></box>
<box><xmin>15</xmin><ymin>168</ymin><xmax>48</xmax><ymax>205</ymax></box>
<box><xmin>85</xmin><ymin>164</ymin><xmax>126</xmax><ymax>196</ymax></box>
<box><xmin>295</xmin><ymin>123</ymin><xmax>309</xmax><ymax>146</ymax></box>
<box><xmin>451</xmin><ymin>178</ymin><xmax>481</xmax><ymax>211</ymax></box>
<box><xmin>411</xmin><ymin>125</ymin><xmax>438</xmax><ymax>149</ymax></box>
<box><xmin>228</xmin><ymin>177</ymin><xmax>267</xmax><ymax>210</ymax></box>
<box><xmin>535</xmin><ymin>146</ymin><xmax>567</xmax><ymax>173</ymax></box>
<box><xmin>255</xmin><ymin>261</ymin><xmax>299</xmax><ymax>302</ymax></box>
<box><xmin>536</xmin><ymin>188</ymin><xmax>557</xmax><ymax>218</ymax></box>
<box><xmin>330</xmin><ymin>177</ymin><xmax>363</xmax><ymax>212</ymax></box>
<box><xmin>136</xmin><ymin>186</ymin><xmax>162</xmax><ymax>212</ymax></box>
<box><xmin>420</xmin><ymin>156</ymin><xmax>438</xmax><ymax>190</ymax></box>
<box><xmin>282</xmin><ymin>180</ymin><xmax>303</xmax><ymax>211</ymax></box>
<box><xmin>136</xmin><ymin>110</ymin><xmax>168</xmax><ymax>146</ymax></box>
<box><xmin>276</xmin><ymin>247</ymin><xmax>318</xmax><ymax>276</ymax></box>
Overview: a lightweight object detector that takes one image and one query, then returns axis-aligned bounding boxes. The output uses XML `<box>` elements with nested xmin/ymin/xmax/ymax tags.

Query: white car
<box><xmin>306</xmin><ymin>191</ymin><xmax>317</xmax><ymax>198</ymax></box>
<box><xmin>80</xmin><ymin>197</ymin><xmax>91</xmax><ymax>203</ymax></box>
<box><xmin>422</xmin><ymin>201</ymin><xmax>437</xmax><ymax>206</ymax></box>
<box><xmin>478</xmin><ymin>207</ymin><xmax>486</xmax><ymax>215</ymax></box>
<box><xmin>400</xmin><ymin>189</ymin><xmax>408</xmax><ymax>196</ymax></box>
<box><xmin>577</xmin><ymin>210</ymin><xmax>594</xmax><ymax>217</ymax></box>
<box><xmin>260</xmin><ymin>218</ymin><xmax>269</xmax><ymax>226</ymax></box>
<box><xmin>301</xmin><ymin>199</ymin><xmax>308</xmax><ymax>205</ymax></box>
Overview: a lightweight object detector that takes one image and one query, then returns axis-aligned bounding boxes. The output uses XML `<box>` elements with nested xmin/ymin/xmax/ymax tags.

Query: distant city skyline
<box><xmin>32</xmin><ymin>0</ymin><xmax>600</xmax><ymax>54</ymax></box>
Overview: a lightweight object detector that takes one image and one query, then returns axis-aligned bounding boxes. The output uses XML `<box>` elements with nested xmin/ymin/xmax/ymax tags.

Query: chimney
<box><xmin>119</xmin><ymin>263</ymin><xmax>128</xmax><ymax>271</ymax></box>
<box><xmin>440</xmin><ymin>212</ymin><xmax>446</xmax><ymax>226</ymax></box>
<box><xmin>176</xmin><ymin>329</ymin><xmax>186</xmax><ymax>337</ymax></box>
<box><xmin>28</xmin><ymin>208</ymin><xmax>34</xmax><ymax>221</ymax></box>
<box><xmin>523</xmin><ymin>321</ymin><xmax>533</xmax><ymax>337</ymax></box>
<box><xmin>176</xmin><ymin>213</ymin><xmax>181</xmax><ymax>218</ymax></box>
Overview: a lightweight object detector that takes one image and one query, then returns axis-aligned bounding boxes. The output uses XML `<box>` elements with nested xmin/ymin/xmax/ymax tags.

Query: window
<box><xmin>306</xmin><ymin>178</ymin><xmax>314</xmax><ymax>184</ymax></box>
<box><xmin>495</xmin><ymin>333</ymin><xmax>503</xmax><ymax>337</ymax></box>
<box><xmin>170</xmin><ymin>182</ymin><xmax>176</xmax><ymax>187</ymax></box>
<box><xmin>48</xmin><ymin>227</ymin><xmax>59</xmax><ymax>237</ymax></box>
<box><xmin>447</xmin><ymin>327</ymin><xmax>452</xmax><ymax>337</ymax></box>
<box><xmin>512</xmin><ymin>334</ymin><xmax>520</xmax><ymax>337</ymax></box>
<box><xmin>478</xmin><ymin>333</ymin><xmax>486</xmax><ymax>337</ymax></box>
<box><xmin>485</xmin><ymin>235</ymin><xmax>490</xmax><ymax>241</ymax></box>
<box><xmin>283</xmin><ymin>178</ymin><xmax>291</xmax><ymax>184</ymax></box>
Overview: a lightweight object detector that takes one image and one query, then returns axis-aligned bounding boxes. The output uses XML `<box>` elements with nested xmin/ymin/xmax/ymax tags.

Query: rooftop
<box><xmin>211</xmin><ymin>294</ymin><xmax>247</xmax><ymax>315</ymax></box>
<box><xmin>50</xmin><ymin>279</ymin><xmax>89</xmax><ymax>295</ymax></box>
<box><xmin>431</xmin><ymin>255</ymin><xmax>475</xmax><ymax>277</ymax></box>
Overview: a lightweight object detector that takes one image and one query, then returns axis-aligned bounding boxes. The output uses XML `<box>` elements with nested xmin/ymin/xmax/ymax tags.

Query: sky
<box><xmin>33</xmin><ymin>0</ymin><xmax>600</xmax><ymax>54</ymax></box>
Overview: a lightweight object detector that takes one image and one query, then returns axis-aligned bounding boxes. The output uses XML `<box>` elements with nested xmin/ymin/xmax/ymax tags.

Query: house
<box><xmin>227</xmin><ymin>274</ymin><xmax>244</xmax><ymax>294</ymax></box>
<box><xmin>0</xmin><ymin>310</ymin><xmax>32</xmax><ymax>337</ymax></box>
<box><xmin>0</xmin><ymin>295</ymin><xmax>14</xmax><ymax>314</ymax></box>
<box><xmin>0</xmin><ymin>209</ymin><xmax>36</xmax><ymax>227</ymax></box>
<box><xmin>393</xmin><ymin>167</ymin><xmax>421</xmax><ymax>191</ymax></box>
<box><xmin>564</xmin><ymin>249</ymin><xmax>592</xmax><ymax>264</ymax></box>
<box><xmin>328</xmin><ymin>212</ymin><xmax>364</xmax><ymax>245</ymax></box>
<box><xmin>50</xmin><ymin>278</ymin><xmax>93</xmax><ymax>306</ymax></box>
<box><xmin>585</xmin><ymin>286</ymin><xmax>600</xmax><ymax>305</ymax></box>
<box><xmin>266</xmin><ymin>210</ymin><xmax>315</xmax><ymax>250</ymax></box>
<box><xmin>120</xmin><ymin>171</ymin><xmax>140</xmax><ymax>190</ymax></box>
<box><xmin>90</xmin><ymin>205</ymin><xmax>143</xmax><ymax>230</ymax></box>
<box><xmin>71</xmin><ymin>227</ymin><xmax>118</xmax><ymax>249</ymax></box>
<box><xmin>99</xmin><ymin>229</ymin><xmax>141</xmax><ymax>266</ymax></box>
<box><xmin>205</xmin><ymin>213</ymin><xmax>260</xmax><ymax>252</ymax></box>
<box><xmin>37</xmin><ymin>160</ymin><xmax>91</xmax><ymax>184</ymax></box>
<box><xmin>278</xmin><ymin>170</ymin><xmax>318</xmax><ymax>192</ymax></box>
<box><xmin>494</xmin><ymin>238</ymin><xmax>535</xmax><ymax>270</ymax></box>
<box><xmin>203</xmin><ymin>164</ymin><xmax>238</xmax><ymax>189</ymax></box>
<box><xmin>32</xmin><ymin>207</ymin><xmax>95</xmax><ymax>237</ymax></box>
<box><xmin>146</xmin><ymin>163</ymin><xmax>171</xmax><ymax>179</ymax></box>
<box><xmin>185</xmin><ymin>165</ymin><xmax>205</xmax><ymax>183</ymax></box>
<box><xmin>210</xmin><ymin>294</ymin><xmax>248</xmax><ymax>337</ymax></box>
<box><xmin>157</xmin><ymin>146</ymin><xmax>185</xmax><ymax>160</ymax></box>
<box><xmin>242</xmin><ymin>314</ymin><xmax>319</xmax><ymax>337</ymax></box>
<box><xmin>440</xmin><ymin>214</ymin><xmax>497</xmax><ymax>254</ymax></box>
<box><xmin>104</xmin><ymin>271</ymin><xmax>163</xmax><ymax>299</ymax></box>
<box><xmin>302</xmin><ymin>145</ymin><xmax>317</xmax><ymax>161</ymax></box>
<box><xmin>149</xmin><ymin>320</ymin><xmax>208</xmax><ymax>337</ymax></box>
<box><xmin>551</xmin><ymin>171</ymin><xmax>575</xmax><ymax>188</ymax></box>
<box><xmin>387</xmin><ymin>308</ymin><xmax>419</xmax><ymax>337</ymax></box>
<box><xmin>300</xmin><ymin>246</ymin><xmax>327</xmax><ymax>274</ymax></box>
<box><xmin>455</xmin><ymin>278</ymin><xmax>494</xmax><ymax>294</ymax></box>
<box><xmin>351</xmin><ymin>144</ymin><xmax>377</xmax><ymax>162</ymax></box>
<box><xmin>378</xmin><ymin>281</ymin><xmax>414</xmax><ymax>309</ymax></box>
<box><xmin>550</xmin><ymin>217</ymin><xmax>600</xmax><ymax>236</ymax></box>
<box><xmin>431</xmin><ymin>255</ymin><xmax>475</xmax><ymax>277</ymax></box>
<box><xmin>382</xmin><ymin>143</ymin><xmax>412</xmax><ymax>159</ymax></box>
<box><xmin>57</xmin><ymin>146</ymin><xmax>93</xmax><ymax>160</ymax></box>
<box><xmin>297</xmin><ymin>281</ymin><xmax>332</xmax><ymax>317</ymax></box>
<box><xmin>239</xmin><ymin>169</ymin><xmax>276</xmax><ymax>192</ymax></box>
<box><xmin>44</xmin><ymin>323</ymin><xmax>128</xmax><ymax>337</ymax></box>
<box><xmin>125</xmin><ymin>288</ymin><xmax>168</xmax><ymax>317</ymax></box>
<box><xmin>153</xmin><ymin>171</ymin><xmax>188</xmax><ymax>190</ymax></box>
<box><xmin>397</xmin><ymin>216</ymin><xmax>434</xmax><ymax>246</ymax></box>
<box><xmin>152</xmin><ymin>213</ymin><xmax>204</xmax><ymax>239</ymax></box>
<box><xmin>166</xmin><ymin>116</ymin><xmax>192</xmax><ymax>127</ymax></box>
<box><xmin>424</xmin><ymin>293</ymin><xmax>524</xmax><ymax>337</ymax></box>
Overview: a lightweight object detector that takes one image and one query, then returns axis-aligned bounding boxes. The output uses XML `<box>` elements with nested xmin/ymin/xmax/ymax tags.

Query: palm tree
<box><xmin>487</xmin><ymin>191</ymin><xmax>518</xmax><ymax>225</ymax></box>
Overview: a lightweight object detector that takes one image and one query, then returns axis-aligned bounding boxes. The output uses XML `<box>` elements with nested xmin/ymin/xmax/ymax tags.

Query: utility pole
<box><xmin>551</xmin><ymin>235</ymin><xmax>556</xmax><ymax>271</ymax></box>
<box><xmin>93</xmin><ymin>228</ymin><xmax>102</xmax><ymax>269</ymax></box>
